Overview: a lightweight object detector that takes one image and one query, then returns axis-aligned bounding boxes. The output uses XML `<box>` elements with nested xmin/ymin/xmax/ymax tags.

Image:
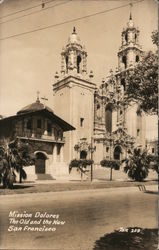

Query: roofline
<box><xmin>0</xmin><ymin>109</ymin><xmax>75</xmax><ymax>132</ymax></box>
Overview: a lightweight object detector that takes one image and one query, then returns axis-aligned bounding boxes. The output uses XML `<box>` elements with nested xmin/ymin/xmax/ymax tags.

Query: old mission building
<box><xmin>0</xmin><ymin>14</ymin><xmax>157</xmax><ymax>181</ymax></box>
<box><xmin>0</xmin><ymin>97</ymin><xmax>75</xmax><ymax>180</ymax></box>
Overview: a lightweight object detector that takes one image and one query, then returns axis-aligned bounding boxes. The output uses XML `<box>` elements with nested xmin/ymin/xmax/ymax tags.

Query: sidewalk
<box><xmin>0</xmin><ymin>179</ymin><xmax>157</xmax><ymax>196</ymax></box>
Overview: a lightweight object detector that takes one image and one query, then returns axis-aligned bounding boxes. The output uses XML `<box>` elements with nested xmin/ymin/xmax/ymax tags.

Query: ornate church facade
<box><xmin>53</xmin><ymin>14</ymin><xmax>149</xmax><ymax>169</ymax></box>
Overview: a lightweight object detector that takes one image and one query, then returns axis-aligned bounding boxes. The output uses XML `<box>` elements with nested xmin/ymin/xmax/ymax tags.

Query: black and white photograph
<box><xmin>0</xmin><ymin>0</ymin><xmax>158</xmax><ymax>249</ymax></box>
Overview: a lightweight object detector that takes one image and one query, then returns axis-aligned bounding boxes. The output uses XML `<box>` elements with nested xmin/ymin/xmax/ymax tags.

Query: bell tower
<box><xmin>53</xmin><ymin>28</ymin><xmax>96</xmax><ymax>164</ymax></box>
<box><xmin>61</xmin><ymin>27</ymin><xmax>87</xmax><ymax>76</ymax></box>
<box><xmin>118</xmin><ymin>12</ymin><xmax>143</xmax><ymax>70</ymax></box>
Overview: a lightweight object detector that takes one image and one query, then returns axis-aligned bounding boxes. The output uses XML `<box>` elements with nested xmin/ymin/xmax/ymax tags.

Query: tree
<box><xmin>123</xmin><ymin>148</ymin><xmax>150</xmax><ymax>182</ymax></box>
<box><xmin>147</xmin><ymin>154</ymin><xmax>158</xmax><ymax>174</ymax></box>
<box><xmin>0</xmin><ymin>147</ymin><xmax>15</xmax><ymax>189</ymax></box>
<box><xmin>0</xmin><ymin>139</ymin><xmax>35</xmax><ymax>188</ymax></box>
<box><xmin>100</xmin><ymin>160</ymin><xmax>120</xmax><ymax>181</ymax></box>
<box><xmin>125</xmin><ymin>31</ymin><xmax>158</xmax><ymax>114</ymax></box>
<box><xmin>151</xmin><ymin>30</ymin><xmax>158</xmax><ymax>47</ymax></box>
<box><xmin>69</xmin><ymin>159</ymin><xmax>93</xmax><ymax>181</ymax></box>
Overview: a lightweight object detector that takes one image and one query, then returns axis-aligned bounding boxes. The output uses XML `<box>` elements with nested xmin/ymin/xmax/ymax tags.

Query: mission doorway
<box><xmin>114</xmin><ymin>146</ymin><xmax>122</xmax><ymax>160</ymax></box>
<box><xmin>35</xmin><ymin>152</ymin><xmax>46</xmax><ymax>174</ymax></box>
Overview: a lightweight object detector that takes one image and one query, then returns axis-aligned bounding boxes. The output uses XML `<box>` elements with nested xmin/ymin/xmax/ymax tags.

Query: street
<box><xmin>0</xmin><ymin>185</ymin><xmax>158</xmax><ymax>250</ymax></box>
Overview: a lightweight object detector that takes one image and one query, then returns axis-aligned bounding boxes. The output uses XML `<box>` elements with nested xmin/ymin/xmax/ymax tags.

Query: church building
<box><xmin>53</xmin><ymin>14</ymin><xmax>149</xmax><ymax>170</ymax></box>
<box><xmin>0</xmin><ymin>13</ymin><xmax>156</xmax><ymax>181</ymax></box>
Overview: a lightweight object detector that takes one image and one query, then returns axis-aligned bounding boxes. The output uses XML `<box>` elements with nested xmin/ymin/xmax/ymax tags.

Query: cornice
<box><xmin>53</xmin><ymin>75</ymin><xmax>96</xmax><ymax>91</ymax></box>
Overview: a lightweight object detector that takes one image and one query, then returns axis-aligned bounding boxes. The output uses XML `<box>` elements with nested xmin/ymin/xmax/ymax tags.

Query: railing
<box><xmin>17</xmin><ymin>131</ymin><xmax>65</xmax><ymax>143</ymax></box>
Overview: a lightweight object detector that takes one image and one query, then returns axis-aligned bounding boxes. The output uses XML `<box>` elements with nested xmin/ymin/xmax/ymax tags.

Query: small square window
<box><xmin>137</xmin><ymin>129</ymin><xmax>140</xmax><ymax>136</ymax></box>
<box><xmin>80</xmin><ymin>118</ymin><xmax>84</xmax><ymax>127</ymax></box>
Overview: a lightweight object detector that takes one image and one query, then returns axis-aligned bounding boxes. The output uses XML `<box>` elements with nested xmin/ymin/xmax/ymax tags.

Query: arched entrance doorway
<box><xmin>114</xmin><ymin>146</ymin><xmax>122</xmax><ymax>160</ymax></box>
<box><xmin>35</xmin><ymin>152</ymin><xmax>46</xmax><ymax>174</ymax></box>
<box><xmin>80</xmin><ymin>150</ymin><xmax>87</xmax><ymax>159</ymax></box>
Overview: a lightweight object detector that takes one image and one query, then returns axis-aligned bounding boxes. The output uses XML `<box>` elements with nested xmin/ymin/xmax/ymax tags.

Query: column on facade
<box><xmin>70</xmin><ymin>50</ymin><xmax>74</xmax><ymax>69</ymax></box>
<box><xmin>14</xmin><ymin>122</ymin><xmax>19</xmax><ymax>136</ymax></box>
<box><xmin>123</xmin><ymin>103</ymin><xmax>127</xmax><ymax>129</ymax></box>
<box><xmin>61</xmin><ymin>53</ymin><xmax>65</xmax><ymax>74</ymax></box>
<box><xmin>68</xmin><ymin>51</ymin><xmax>71</xmax><ymax>71</ymax></box>
<box><xmin>44</xmin><ymin>119</ymin><xmax>48</xmax><ymax>136</ymax></box>
<box><xmin>51</xmin><ymin>126</ymin><xmax>55</xmax><ymax>139</ymax></box>
<box><xmin>102</xmin><ymin>100</ymin><xmax>105</xmax><ymax>124</ymax></box>
<box><xmin>117</xmin><ymin>106</ymin><xmax>120</xmax><ymax>127</ymax></box>
<box><xmin>24</xmin><ymin>118</ymin><xmax>27</xmax><ymax>137</ymax></box>
<box><xmin>82</xmin><ymin>53</ymin><xmax>87</xmax><ymax>73</ymax></box>
<box><xmin>73</xmin><ymin>51</ymin><xmax>77</xmax><ymax>70</ymax></box>
<box><xmin>31</xmin><ymin>118</ymin><xmax>35</xmax><ymax>138</ymax></box>
<box><xmin>53</xmin><ymin>144</ymin><xmax>57</xmax><ymax>162</ymax></box>
<box><xmin>100</xmin><ymin>100</ymin><xmax>103</xmax><ymax>121</ymax></box>
<box><xmin>60</xmin><ymin>145</ymin><xmax>64</xmax><ymax>162</ymax></box>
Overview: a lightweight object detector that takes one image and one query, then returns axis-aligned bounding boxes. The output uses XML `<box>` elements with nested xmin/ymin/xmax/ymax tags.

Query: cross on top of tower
<box><xmin>73</xmin><ymin>27</ymin><xmax>76</xmax><ymax>34</ymax></box>
<box><xmin>36</xmin><ymin>91</ymin><xmax>40</xmax><ymax>103</ymax></box>
<box><xmin>129</xmin><ymin>3</ymin><xmax>133</xmax><ymax>20</ymax></box>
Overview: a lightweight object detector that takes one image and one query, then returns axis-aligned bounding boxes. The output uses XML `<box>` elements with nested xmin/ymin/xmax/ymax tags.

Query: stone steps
<box><xmin>36</xmin><ymin>174</ymin><xmax>55</xmax><ymax>180</ymax></box>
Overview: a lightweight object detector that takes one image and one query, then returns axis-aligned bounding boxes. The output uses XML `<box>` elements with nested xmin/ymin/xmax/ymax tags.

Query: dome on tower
<box><xmin>127</xmin><ymin>13</ymin><xmax>134</xmax><ymax>28</ymax></box>
<box><xmin>60</xmin><ymin>27</ymin><xmax>87</xmax><ymax>76</ymax></box>
<box><xmin>67</xmin><ymin>27</ymin><xmax>82</xmax><ymax>45</ymax></box>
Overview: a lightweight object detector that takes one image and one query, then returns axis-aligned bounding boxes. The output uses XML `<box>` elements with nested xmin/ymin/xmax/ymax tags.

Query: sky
<box><xmin>0</xmin><ymin>0</ymin><xmax>158</xmax><ymax>139</ymax></box>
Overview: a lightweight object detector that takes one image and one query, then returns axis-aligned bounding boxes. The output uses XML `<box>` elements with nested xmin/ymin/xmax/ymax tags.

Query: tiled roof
<box><xmin>17</xmin><ymin>99</ymin><xmax>53</xmax><ymax>115</ymax></box>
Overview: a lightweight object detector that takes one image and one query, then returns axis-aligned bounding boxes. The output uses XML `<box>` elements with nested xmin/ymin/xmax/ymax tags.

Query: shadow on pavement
<box><xmin>93</xmin><ymin>227</ymin><xmax>158</xmax><ymax>250</ymax></box>
<box><xmin>144</xmin><ymin>190</ymin><xmax>158</xmax><ymax>195</ymax></box>
<box><xmin>0</xmin><ymin>185</ymin><xmax>33</xmax><ymax>190</ymax></box>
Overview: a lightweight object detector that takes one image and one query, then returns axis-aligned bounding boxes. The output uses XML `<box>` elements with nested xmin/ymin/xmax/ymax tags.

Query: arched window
<box><xmin>136</xmin><ymin>55</ymin><xmax>139</xmax><ymax>63</ymax></box>
<box><xmin>125</xmin><ymin>33</ymin><xmax>128</xmax><ymax>43</ymax></box>
<box><xmin>80</xmin><ymin>150</ymin><xmax>87</xmax><ymax>159</ymax></box>
<box><xmin>121</xmin><ymin>78</ymin><xmax>126</xmax><ymax>91</ymax></box>
<box><xmin>77</xmin><ymin>55</ymin><xmax>81</xmax><ymax>73</ymax></box>
<box><xmin>65</xmin><ymin>56</ymin><xmax>68</xmax><ymax>73</ymax></box>
<box><xmin>122</xmin><ymin>56</ymin><xmax>127</xmax><ymax>69</ymax></box>
<box><xmin>105</xmin><ymin>104</ymin><xmax>113</xmax><ymax>133</ymax></box>
<box><xmin>114</xmin><ymin>146</ymin><xmax>122</xmax><ymax>160</ymax></box>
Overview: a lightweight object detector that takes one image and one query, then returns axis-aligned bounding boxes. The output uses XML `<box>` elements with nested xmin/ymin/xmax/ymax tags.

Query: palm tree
<box><xmin>123</xmin><ymin>148</ymin><xmax>150</xmax><ymax>182</ymax></box>
<box><xmin>0</xmin><ymin>139</ymin><xmax>35</xmax><ymax>188</ymax></box>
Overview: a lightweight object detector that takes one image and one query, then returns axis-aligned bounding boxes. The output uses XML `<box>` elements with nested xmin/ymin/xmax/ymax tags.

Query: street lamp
<box><xmin>88</xmin><ymin>137</ymin><xmax>96</xmax><ymax>182</ymax></box>
<box><xmin>109</xmin><ymin>133</ymin><xmax>113</xmax><ymax>181</ymax></box>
